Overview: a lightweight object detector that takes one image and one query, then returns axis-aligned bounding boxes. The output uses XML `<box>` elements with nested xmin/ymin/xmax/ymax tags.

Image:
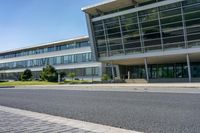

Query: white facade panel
<box><xmin>99</xmin><ymin>47</ymin><xmax>200</xmax><ymax>62</ymax></box>
<box><xmin>0</xmin><ymin>62</ymin><xmax>102</xmax><ymax>74</ymax></box>
<box><xmin>0</xmin><ymin>47</ymin><xmax>91</xmax><ymax>64</ymax></box>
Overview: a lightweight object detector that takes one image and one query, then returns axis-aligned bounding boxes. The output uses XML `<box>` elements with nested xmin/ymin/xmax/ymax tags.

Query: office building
<box><xmin>0</xmin><ymin>36</ymin><xmax>102</xmax><ymax>81</ymax></box>
<box><xmin>83</xmin><ymin>0</ymin><xmax>200</xmax><ymax>82</ymax></box>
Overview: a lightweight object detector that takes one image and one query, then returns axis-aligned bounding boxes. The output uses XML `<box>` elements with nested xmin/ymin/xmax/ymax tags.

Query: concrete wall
<box><xmin>149</xmin><ymin>78</ymin><xmax>189</xmax><ymax>83</ymax></box>
<box><xmin>150</xmin><ymin>78</ymin><xmax>200</xmax><ymax>83</ymax></box>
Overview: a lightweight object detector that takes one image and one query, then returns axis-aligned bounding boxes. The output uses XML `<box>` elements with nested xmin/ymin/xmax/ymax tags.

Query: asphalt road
<box><xmin>0</xmin><ymin>88</ymin><xmax>199</xmax><ymax>133</ymax></box>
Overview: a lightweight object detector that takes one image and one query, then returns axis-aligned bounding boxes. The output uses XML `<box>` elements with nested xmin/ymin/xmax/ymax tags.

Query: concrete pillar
<box><xmin>58</xmin><ymin>74</ymin><xmax>61</xmax><ymax>83</ymax></box>
<box><xmin>118</xmin><ymin>16</ymin><xmax>126</xmax><ymax>55</ymax></box>
<box><xmin>186</xmin><ymin>54</ymin><xmax>192</xmax><ymax>83</ymax></box>
<box><xmin>91</xmin><ymin>67</ymin><xmax>94</xmax><ymax>82</ymax></box>
<box><xmin>144</xmin><ymin>58</ymin><xmax>149</xmax><ymax>82</ymax></box>
<box><xmin>99</xmin><ymin>63</ymin><xmax>103</xmax><ymax>77</ymax></box>
<box><xmin>128</xmin><ymin>71</ymin><xmax>130</xmax><ymax>80</ymax></box>
<box><xmin>85</xmin><ymin>13</ymin><xmax>98</xmax><ymax>61</ymax></box>
<box><xmin>115</xmin><ymin>65</ymin><xmax>121</xmax><ymax>79</ymax></box>
<box><xmin>111</xmin><ymin>62</ymin><xmax>115</xmax><ymax>80</ymax></box>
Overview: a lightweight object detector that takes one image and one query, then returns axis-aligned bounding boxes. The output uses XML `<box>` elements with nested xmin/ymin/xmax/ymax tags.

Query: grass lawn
<box><xmin>0</xmin><ymin>81</ymin><xmax>58</xmax><ymax>86</ymax></box>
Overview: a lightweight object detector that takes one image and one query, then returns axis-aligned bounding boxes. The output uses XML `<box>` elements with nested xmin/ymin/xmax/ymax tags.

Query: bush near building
<box><xmin>0</xmin><ymin>81</ymin><xmax>58</xmax><ymax>86</ymax></box>
<box><xmin>40</xmin><ymin>65</ymin><xmax>58</xmax><ymax>82</ymax></box>
<box><xmin>67</xmin><ymin>72</ymin><xmax>76</xmax><ymax>81</ymax></box>
<box><xmin>20</xmin><ymin>69</ymin><xmax>33</xmax><ymax>81</ymax></box>
<box><xmin>64</xmin><ymin>80</ymin><xmax>91</xmax><ymax>84</ymax></box>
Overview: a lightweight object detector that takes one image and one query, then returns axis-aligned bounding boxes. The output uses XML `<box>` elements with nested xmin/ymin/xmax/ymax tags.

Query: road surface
<box><xmin>0</xmin><ymin>88</ymin><xmax>199</xmax><ymax>133</ymax></box>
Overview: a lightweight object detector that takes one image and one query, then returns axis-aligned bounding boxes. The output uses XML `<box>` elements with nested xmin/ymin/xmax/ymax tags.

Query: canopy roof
<box><xmin>82</xmin><ymin>0</ymin><xmax>143</xmax><ymax>15</ymax></box>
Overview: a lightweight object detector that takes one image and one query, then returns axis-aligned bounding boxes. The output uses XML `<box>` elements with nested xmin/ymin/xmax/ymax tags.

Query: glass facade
<box><xmin>92</xmin><ymin>0</ymin><xmax>200</xmax><ymax>57</ymax></box>
<box><xmin>60</xmin><ymin>67</ymin><xmax>99</xmax><ymax>77</ymax></box>
<box><xmin>0</xmin><ymin>52</ymin><xmax>92</xmax><ymax>70</ymax></box>
<box><xmin>0</xmin><ymin>40</ymin><xmax>90</xmax><ymax>59</ymax></box>
<box><xmin>0</xmin><ymin>67</ymin><xmax>99</xmax><ymax>80</ymax></box>
<box><xmin>119</xmin><ymin>62</ymin><xmax>200</xmax><ymax>79</ymax></box>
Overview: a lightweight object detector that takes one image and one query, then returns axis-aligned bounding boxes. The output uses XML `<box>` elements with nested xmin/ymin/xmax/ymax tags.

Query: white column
<box><xmin>128</xmin><ymin>71</ymin><xmax>130</xmax><ymax>80</ymax></box>
<box><xmin>111</xmin><ymin>62</ymin><xmax>115</xmax><ymax>80</ymax></box>
<box><xmin>115</xmin><ymin>65</ymin><xmax>121</xmax><ymax>79</ymax></box>
<box><xmin>99</xmin><ymin>63</ymin><xmax>103</xmax><ymax>77</ymax></box>
<box><xmin>85</xmin><ymin>14</ymin><xmax>98</xmax><ymax>61</ymax></box>
<box><xmin>186</xmin><ymin>54</ymin><xmax>192</xmax><ymax>82</ymax></box>
<box><xmin>157</xmin><ymin>7</ymin><xmax>164</xmax><ymax>51</ymax></box>
<box><xmin>137</xmin><ymin>12</ymin><xmax>144</xmax><ymax>53</ymax></box>
<box><xmin>102</xmin><ymin>20</ymin><xmax>109</xmax><ymax>57</ymax></box>
<box><xmin>181</xmin><ymin>2</ymin><xmax>188</xmax><ymax>48</ymax></box>
<box><xmin>91</xmin><ymin>68</ymin><xmax>94</xmax><ymax>82</ymax></box>
<box><xmin>118</xmin><ymin>16</ymin><xmax>126</xmax><ymax>54</ymax></box>
<box><xmin>144</xmin><ymin>58</ymin><xmax>149</xmax><ymax>82</ymax></box>
<box><xmin>58</xmin><ymin>74</ymin><xmax>61</xmax><ymax>83</ymax></box>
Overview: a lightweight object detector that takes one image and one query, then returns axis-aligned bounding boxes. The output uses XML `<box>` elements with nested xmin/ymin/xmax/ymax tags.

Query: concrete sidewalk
<box><xmin>13</xmin><ymin>83</ymin><xmax>200</xmax><ymax>88</ymax></box>
<box><xmin>0</xmin><ymin>105</ymin><xmax>140</xmax><ymax>133</ymax></box>
<box><xmin>1</xmin><ymin>83</ymin><xmax>200</xmax><ymax>94</ymax></box>
<box><xmin>6</xmin><ymin>85</ymin><xmax>200</xmax><ymax>94</ymax></box>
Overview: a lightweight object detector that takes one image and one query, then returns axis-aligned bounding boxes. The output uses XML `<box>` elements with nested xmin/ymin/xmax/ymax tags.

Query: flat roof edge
<box><xmin>0</xmin><ymin>36</ymin><xmax>89</xmax><ymax>55</ymax></box>
<box><xmin>81</xmin><ymin>0</ymin><xmax>116</xmax><ymax>11</ymax></box>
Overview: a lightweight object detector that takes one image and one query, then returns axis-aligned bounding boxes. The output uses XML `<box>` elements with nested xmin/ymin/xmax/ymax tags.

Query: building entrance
<box><xmin>119</xmin><ymin>62</ymin><xmax>200</xmax><ymax>82</ymax></box>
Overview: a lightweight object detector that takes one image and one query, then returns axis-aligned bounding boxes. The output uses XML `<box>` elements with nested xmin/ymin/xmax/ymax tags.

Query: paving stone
<box><xmin>0</xmin><ymin>110</ymin><xmax>95</xmax><ymax>133</ymax></box>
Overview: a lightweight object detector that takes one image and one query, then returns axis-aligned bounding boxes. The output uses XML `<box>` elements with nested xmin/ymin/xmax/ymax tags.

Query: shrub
<box><xmin>101</xmin><ymin>74</ymin><xmax>110</xmax><ymax>81</ymax></box>
<box><xmin>64</xmin><ymin>80</ymin><xmax>90</xmax><ymax>84</ymax></box>
<box><xmin>40</xmin><ymin>65</ymin><xmax>58</xmax><ymax>82</ymax></box>
<box><xmin>21</xmin><ymin>69</ymin><xmax>33</xmax><ymax>81</ymax></box>
<box><xmin>68</xmin><ymin>72</ymin><xmax>76</xmax><ymax>81</ymax></box>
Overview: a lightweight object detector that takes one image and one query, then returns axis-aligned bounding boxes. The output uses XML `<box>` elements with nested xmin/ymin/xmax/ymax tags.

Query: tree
<box><xmin>40</xmin><ymin>65</ymin><xmax>58</xmax><ymax>82</ymax></box>
<box><xmin>21</xmin><ymin>69</ymin><xmax>33</xmax><ymax>81</ymax></box>
<box><xmin>68</xmin><ymin>72</ymin><xmax>76</xmax><ymax>81</ymax></box>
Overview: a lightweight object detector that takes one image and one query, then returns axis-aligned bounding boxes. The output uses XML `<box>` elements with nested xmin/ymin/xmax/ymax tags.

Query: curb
<box><xmin>15</xmin><ymin>84</ymin><xmax>200</xmax><ymax>89</ymax></box>
<box><xmin>0</xmin><ymin>86</ymin><xmax>15</xmax><ymax>88</ymax></box>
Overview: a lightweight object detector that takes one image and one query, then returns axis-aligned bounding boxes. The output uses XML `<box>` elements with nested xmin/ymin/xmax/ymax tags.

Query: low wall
<box><xmin>125</xmin><ymin>78</ymin><xmax>200</xmax><ymax>83</ymax></box>
<box><xmin>150</xmin><ymin>78</ymin><xmax>200</xmax><ymax>83</ymax></box>
<box><xmin>149</xmin><ymin>78</ymin><xmax>189</xmax><ymax>83</ymax></box>
<box><xmin>192</xmin><ymin>78</ymin><xmax>200</xmax><ymax>82</ymax></box>
<box><xmin>65</xmin><ymin>76</ymin><xmax>101</xmax><ymax>81</ymax></box>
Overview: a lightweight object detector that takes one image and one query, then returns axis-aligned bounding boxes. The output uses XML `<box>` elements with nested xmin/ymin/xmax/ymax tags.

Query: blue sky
<box><xmin>0</xmin><ymin>0</ymin><xmax>102</xmax><ymax>51</ymax></box>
